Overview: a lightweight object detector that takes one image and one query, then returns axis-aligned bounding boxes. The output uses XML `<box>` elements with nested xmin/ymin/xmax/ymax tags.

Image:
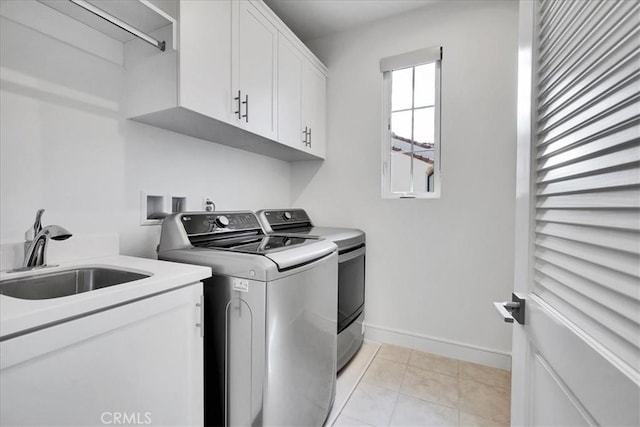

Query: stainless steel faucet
<box><xmin>21</xmin><ymin>209</ymin><xmax>72</xmax><ymax>269</ymax></box>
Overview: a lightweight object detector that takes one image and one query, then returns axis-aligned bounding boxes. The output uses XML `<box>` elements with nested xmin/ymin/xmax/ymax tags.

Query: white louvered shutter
<box><xmin>535</xmin><ymin>0</ymin><xmax>640</xmax><ymax>371</ymax></box>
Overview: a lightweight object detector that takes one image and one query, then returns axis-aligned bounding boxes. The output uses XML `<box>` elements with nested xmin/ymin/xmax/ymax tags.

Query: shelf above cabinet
<box><xmin>37</xmin><ymin>0</ymin><xmax>176</xmax><ymax>52</ymax></box>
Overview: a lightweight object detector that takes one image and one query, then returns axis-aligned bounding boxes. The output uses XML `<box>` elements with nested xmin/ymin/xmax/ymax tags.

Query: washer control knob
<box><xmin>216</xmin><ymin>215</ymin><xmax>230</xmax><ymax>228</ymax></box>
<box><xmin>282</xmin><ymin>211</ymin><xmax>292</xmax><ymax>221</ymax></box>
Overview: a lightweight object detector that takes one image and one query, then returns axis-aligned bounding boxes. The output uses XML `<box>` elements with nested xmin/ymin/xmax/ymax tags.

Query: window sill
<box><xmin>382</xmin><ymin>192</ymin><xmax>441</xmax><ymax>199</ymax></box>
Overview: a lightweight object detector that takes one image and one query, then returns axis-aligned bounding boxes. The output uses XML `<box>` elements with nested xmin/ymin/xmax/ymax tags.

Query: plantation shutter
<box><xmin>534</xmin><ymin>0</ymin><xmax>640</xmax><ymax>370</ymax></box>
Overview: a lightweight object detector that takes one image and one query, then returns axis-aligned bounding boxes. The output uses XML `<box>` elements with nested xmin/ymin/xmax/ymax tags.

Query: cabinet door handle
<box><xmin>196</xmin><ymin>295</ymin><xmax>204</xmax><ymax>337</ymax></box>
<box><xmin>242</xmin><ymin>94</ymin><xmax>248</xmax><ymax>122</ymax></box>
<box><xmin>308</xmin><ymin>128</ymin><xmax>312</xmax><ymax>147</ymax></box>
<box><xmin>234</xmin><ymin>90</ymin><xmax>242</xmax><ymax>119</ymax></box>
<box><xmin>302</xmin><ymin>126</ymin><xmax>308</xmax><ymax>144</ymax></box>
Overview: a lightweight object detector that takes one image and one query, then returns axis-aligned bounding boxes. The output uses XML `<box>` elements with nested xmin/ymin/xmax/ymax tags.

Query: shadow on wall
<box><xmin>0</xmin><ymin>75</ymin><xmax>120</xmax><ymax>120</ymax></box>
<box><xmin>290</xmin><ymin>160</ymin><xmax>323</xmax><ymax>202</ymax></box>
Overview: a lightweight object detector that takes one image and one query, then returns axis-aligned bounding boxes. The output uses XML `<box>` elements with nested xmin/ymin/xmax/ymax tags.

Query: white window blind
<box><xmin>379</xmin><ymin>46</ymin><xmax>442</xmax><ymax>72</ymax></box>
<box><xmin>534</xmin><ymin>0</ymin><xmax>640</xmax><ymax>371</ymax></box>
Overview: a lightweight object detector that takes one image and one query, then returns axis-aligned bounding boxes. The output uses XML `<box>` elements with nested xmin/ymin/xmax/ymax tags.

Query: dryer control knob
<box><xmin>216</xmin><ymin>215</ymin><xmax>230</xmax><ymax>228</ymax></box>
<box><xmin>282</xmin><ymin>211</ymin><xmax>292</xmax><ymax>220</ymax></box>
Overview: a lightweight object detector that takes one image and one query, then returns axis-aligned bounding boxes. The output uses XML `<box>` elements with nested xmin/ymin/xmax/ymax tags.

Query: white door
<box><xmin>506</xmin><ymin>1</ymin><xmax>640</xmax><ymax>425</ymax></box>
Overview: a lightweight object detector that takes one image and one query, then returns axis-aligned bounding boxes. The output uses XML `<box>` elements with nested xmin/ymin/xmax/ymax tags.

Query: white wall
<box><xmin>293</xmin><ymin>0</ymin><xmax>519</xmax><ymax>366</ymax></box>
<box><xmin>0</xmin><ymin>10</ymin><xmax>290</xmax><ymax>261</ymax></box>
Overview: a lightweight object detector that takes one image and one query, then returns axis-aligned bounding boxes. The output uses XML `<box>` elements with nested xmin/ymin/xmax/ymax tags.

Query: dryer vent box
<box><xmin>141</xmin><ymin>192</ymin><xmax>166</xmax><ymax>225</ymax></box>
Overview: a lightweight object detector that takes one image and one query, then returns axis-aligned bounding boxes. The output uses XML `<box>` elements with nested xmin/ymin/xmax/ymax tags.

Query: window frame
<box><xmin>381</xmin><ymin>47</ymin><xmax>442</xmax><ymax>199</ymax></box>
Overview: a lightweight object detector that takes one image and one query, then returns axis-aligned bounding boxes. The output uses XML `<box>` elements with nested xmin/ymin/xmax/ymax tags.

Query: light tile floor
<box><xmin>331</xmin><ymin>343</ymin><xmax>511</xmax><ymax>427</ymax></box>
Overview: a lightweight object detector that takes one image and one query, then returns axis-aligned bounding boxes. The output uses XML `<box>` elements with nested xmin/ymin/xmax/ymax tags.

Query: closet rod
<box><xmin>69</xmin><ymin>0</ymin><xmax>166</xmax><ymax>51</ymax></box>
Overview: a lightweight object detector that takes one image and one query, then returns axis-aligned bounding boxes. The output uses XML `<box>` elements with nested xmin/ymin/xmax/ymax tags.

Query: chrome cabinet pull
<box><xmin>196</xmin><ymin>295</ymin><xmax>204</xmax><ymax>337</ymax></box>
<box><xmin>234</xmin><ymin>90</ymin><xmax>242</xmax><ymax>119</ymax></box>
<box><xmin>242</xmin><ymin>94</ymin><xmax>248</xmax><ymax>122</ymax></box>
<box><xmin>302</xmin><ymin>126</ymin><xmax>312</xmax><ymax>147</ymax></box>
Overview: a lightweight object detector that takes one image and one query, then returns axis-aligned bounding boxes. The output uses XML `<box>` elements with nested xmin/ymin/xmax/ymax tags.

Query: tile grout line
<box><xmin>457</xmin><ymin>365</ymin><xmax>461</xmax><ymax>427</ymax></box>
<box><xmin>387</xmin><ymin>362</ymin><xmax>409</xmax><ymax>427</ymax></box>
<box><xmin>336</xmin><ymin>344</ymin><xmax>511</xmax><ymax>426</ymax></box>
<box><xmin>329</xmin><ymin>342</ymin><xmax>382</xmax><ymax>426</ymax></box>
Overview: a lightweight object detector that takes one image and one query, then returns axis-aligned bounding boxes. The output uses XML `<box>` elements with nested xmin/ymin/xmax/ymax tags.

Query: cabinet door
<box><xmin>234</xmin><ymin>1</ymin><xmax>278</xmax><ymax>140</ymax></box>
<box><xmin>179</xmin><ymin>0</ymin><xmax>232</xmax><ymax>124</ymax></box>
<box><xmin>302</xmin><ymin>63</ymin><xmax>327</xmax><ymax>158</ymax></box>
<box><xmin>0</xmin><ymin>284</ymin><xmax>204</xmax><ymax>426</ymax></box>
<box><xmin>277</xmin><ymin>34</ymin><xmax>303</xmax><ymax>149</ymax></box>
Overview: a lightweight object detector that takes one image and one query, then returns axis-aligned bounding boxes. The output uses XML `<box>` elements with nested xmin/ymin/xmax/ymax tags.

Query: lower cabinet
<box><xmin>0</xmin><ymin>284</ymin><xmax>204</xmax><ymax>426</ymax></box>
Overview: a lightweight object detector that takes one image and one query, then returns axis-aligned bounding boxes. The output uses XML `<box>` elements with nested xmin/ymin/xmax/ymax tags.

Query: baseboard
<box><xmin>364</xmin><ymin>322</ymin><xmax>512</xmax><ymax>370</ymax></box>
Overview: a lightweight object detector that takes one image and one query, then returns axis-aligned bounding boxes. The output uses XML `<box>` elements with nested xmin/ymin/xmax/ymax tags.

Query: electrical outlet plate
<box><xmin>202</xmin><ymin>197</ymin><xmax>215</xmax><ymax>212</ymax></box>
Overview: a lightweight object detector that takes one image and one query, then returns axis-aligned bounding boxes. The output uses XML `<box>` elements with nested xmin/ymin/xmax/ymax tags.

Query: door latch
<box><xmin>493</xmin><ymin>293</ymin><xmax>525</xmax><ymax>325</ymax></box>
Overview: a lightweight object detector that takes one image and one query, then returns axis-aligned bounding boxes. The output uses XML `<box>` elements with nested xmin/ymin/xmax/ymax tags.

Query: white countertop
<box><xmin>0</xmin><ymin>255</ymin><xmax>211</xmax><ymax>339</ymax></box>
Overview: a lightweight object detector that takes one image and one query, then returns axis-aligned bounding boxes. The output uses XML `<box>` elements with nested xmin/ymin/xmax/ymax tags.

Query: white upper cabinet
<box><xmin>179</xmin><ymin>0</ymin><xmax>233</xmax><ymax>124</ymax></box>
<box><xmin>232</xmin><ymin>1</ymin><xmax>278</xmax><ymax>140</ymax></box>
<box><xmin>302</xmin><ymin>61</ymin><xmax>327</xmax><ymax>158</ymax></box>
<box><xmin>277</xmin><ymin>35</ymin><xmax>304</xmax><ymax>149</ymax></box>
<box><xmin>125</xmin><ymin>0</ymin><xmax>326</xmax><ymax>162</ymax></box>
<box><xmin>277</xmin><ymin>33</ymin><xmax>327</xmax><ymax>158</ymax></box>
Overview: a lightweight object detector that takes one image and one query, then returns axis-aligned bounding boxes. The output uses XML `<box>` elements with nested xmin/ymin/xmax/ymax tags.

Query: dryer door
<box><xmin>338</xmin><ymin>245</ymin><xmax>366</xmax><ymax>333</ymax></box>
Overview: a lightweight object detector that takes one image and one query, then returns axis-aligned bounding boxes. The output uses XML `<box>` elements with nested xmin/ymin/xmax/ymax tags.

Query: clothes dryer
<box><xmin>256</xmin><ymin>209</ymin><xmax>365</xmax><ymax>371</ymax></box>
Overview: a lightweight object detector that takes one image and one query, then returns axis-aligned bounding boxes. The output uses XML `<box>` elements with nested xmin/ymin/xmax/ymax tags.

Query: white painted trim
<box><xmin>381</xmin><ymin>58</ymin><xmax>442</xmax><ymax>199</ymax></box>
<box><xmin>364</xmin><ymin>322</ymin><xmax>512</xmax><ymax>370</ymax></box>
<box><xmin>511</xmin><ymin>0</ymin><xmax>538</xmax><ymax>425</ymax></box>
<box><xmin>380</xmin><ymin>46</ymin><xmax>442</xmax><ymax>72</ymax></box>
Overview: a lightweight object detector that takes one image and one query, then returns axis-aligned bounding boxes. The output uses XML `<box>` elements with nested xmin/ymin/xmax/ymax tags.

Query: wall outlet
<box><xmin>203</xmin><ymin>197</ymin><xmax>215</xmax><ymax>212</ymax></box>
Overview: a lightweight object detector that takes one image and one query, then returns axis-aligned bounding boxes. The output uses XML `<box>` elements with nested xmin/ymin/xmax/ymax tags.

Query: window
<box><xmin>381</xmin><ymin>47</ymin><xmax>442</xmax><ymax>198</ymax></box>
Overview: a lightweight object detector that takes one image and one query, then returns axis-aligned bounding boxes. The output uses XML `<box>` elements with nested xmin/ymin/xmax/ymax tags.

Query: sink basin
<box><xmin>0</xmin><ymin>267</ymin><xmax>151</xmax><ymax>300</ymax></box>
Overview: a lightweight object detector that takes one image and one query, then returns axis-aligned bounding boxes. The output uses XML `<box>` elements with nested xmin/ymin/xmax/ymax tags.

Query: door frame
<box><xmin>511</xmin><ymin>0</ymin><xmax>537</xmax><ymax>424</ymax></box>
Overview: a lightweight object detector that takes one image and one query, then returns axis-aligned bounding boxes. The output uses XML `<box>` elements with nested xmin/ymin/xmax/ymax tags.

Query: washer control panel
<box><xmin>180</xmin><ymin>212</ymin><xmax>261</xmax><ymax>236</ymax></box>
<box><xmin>262</xmin><ymin>209</ymin><xmax>311</xmax><ymax>226</ymax></box>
